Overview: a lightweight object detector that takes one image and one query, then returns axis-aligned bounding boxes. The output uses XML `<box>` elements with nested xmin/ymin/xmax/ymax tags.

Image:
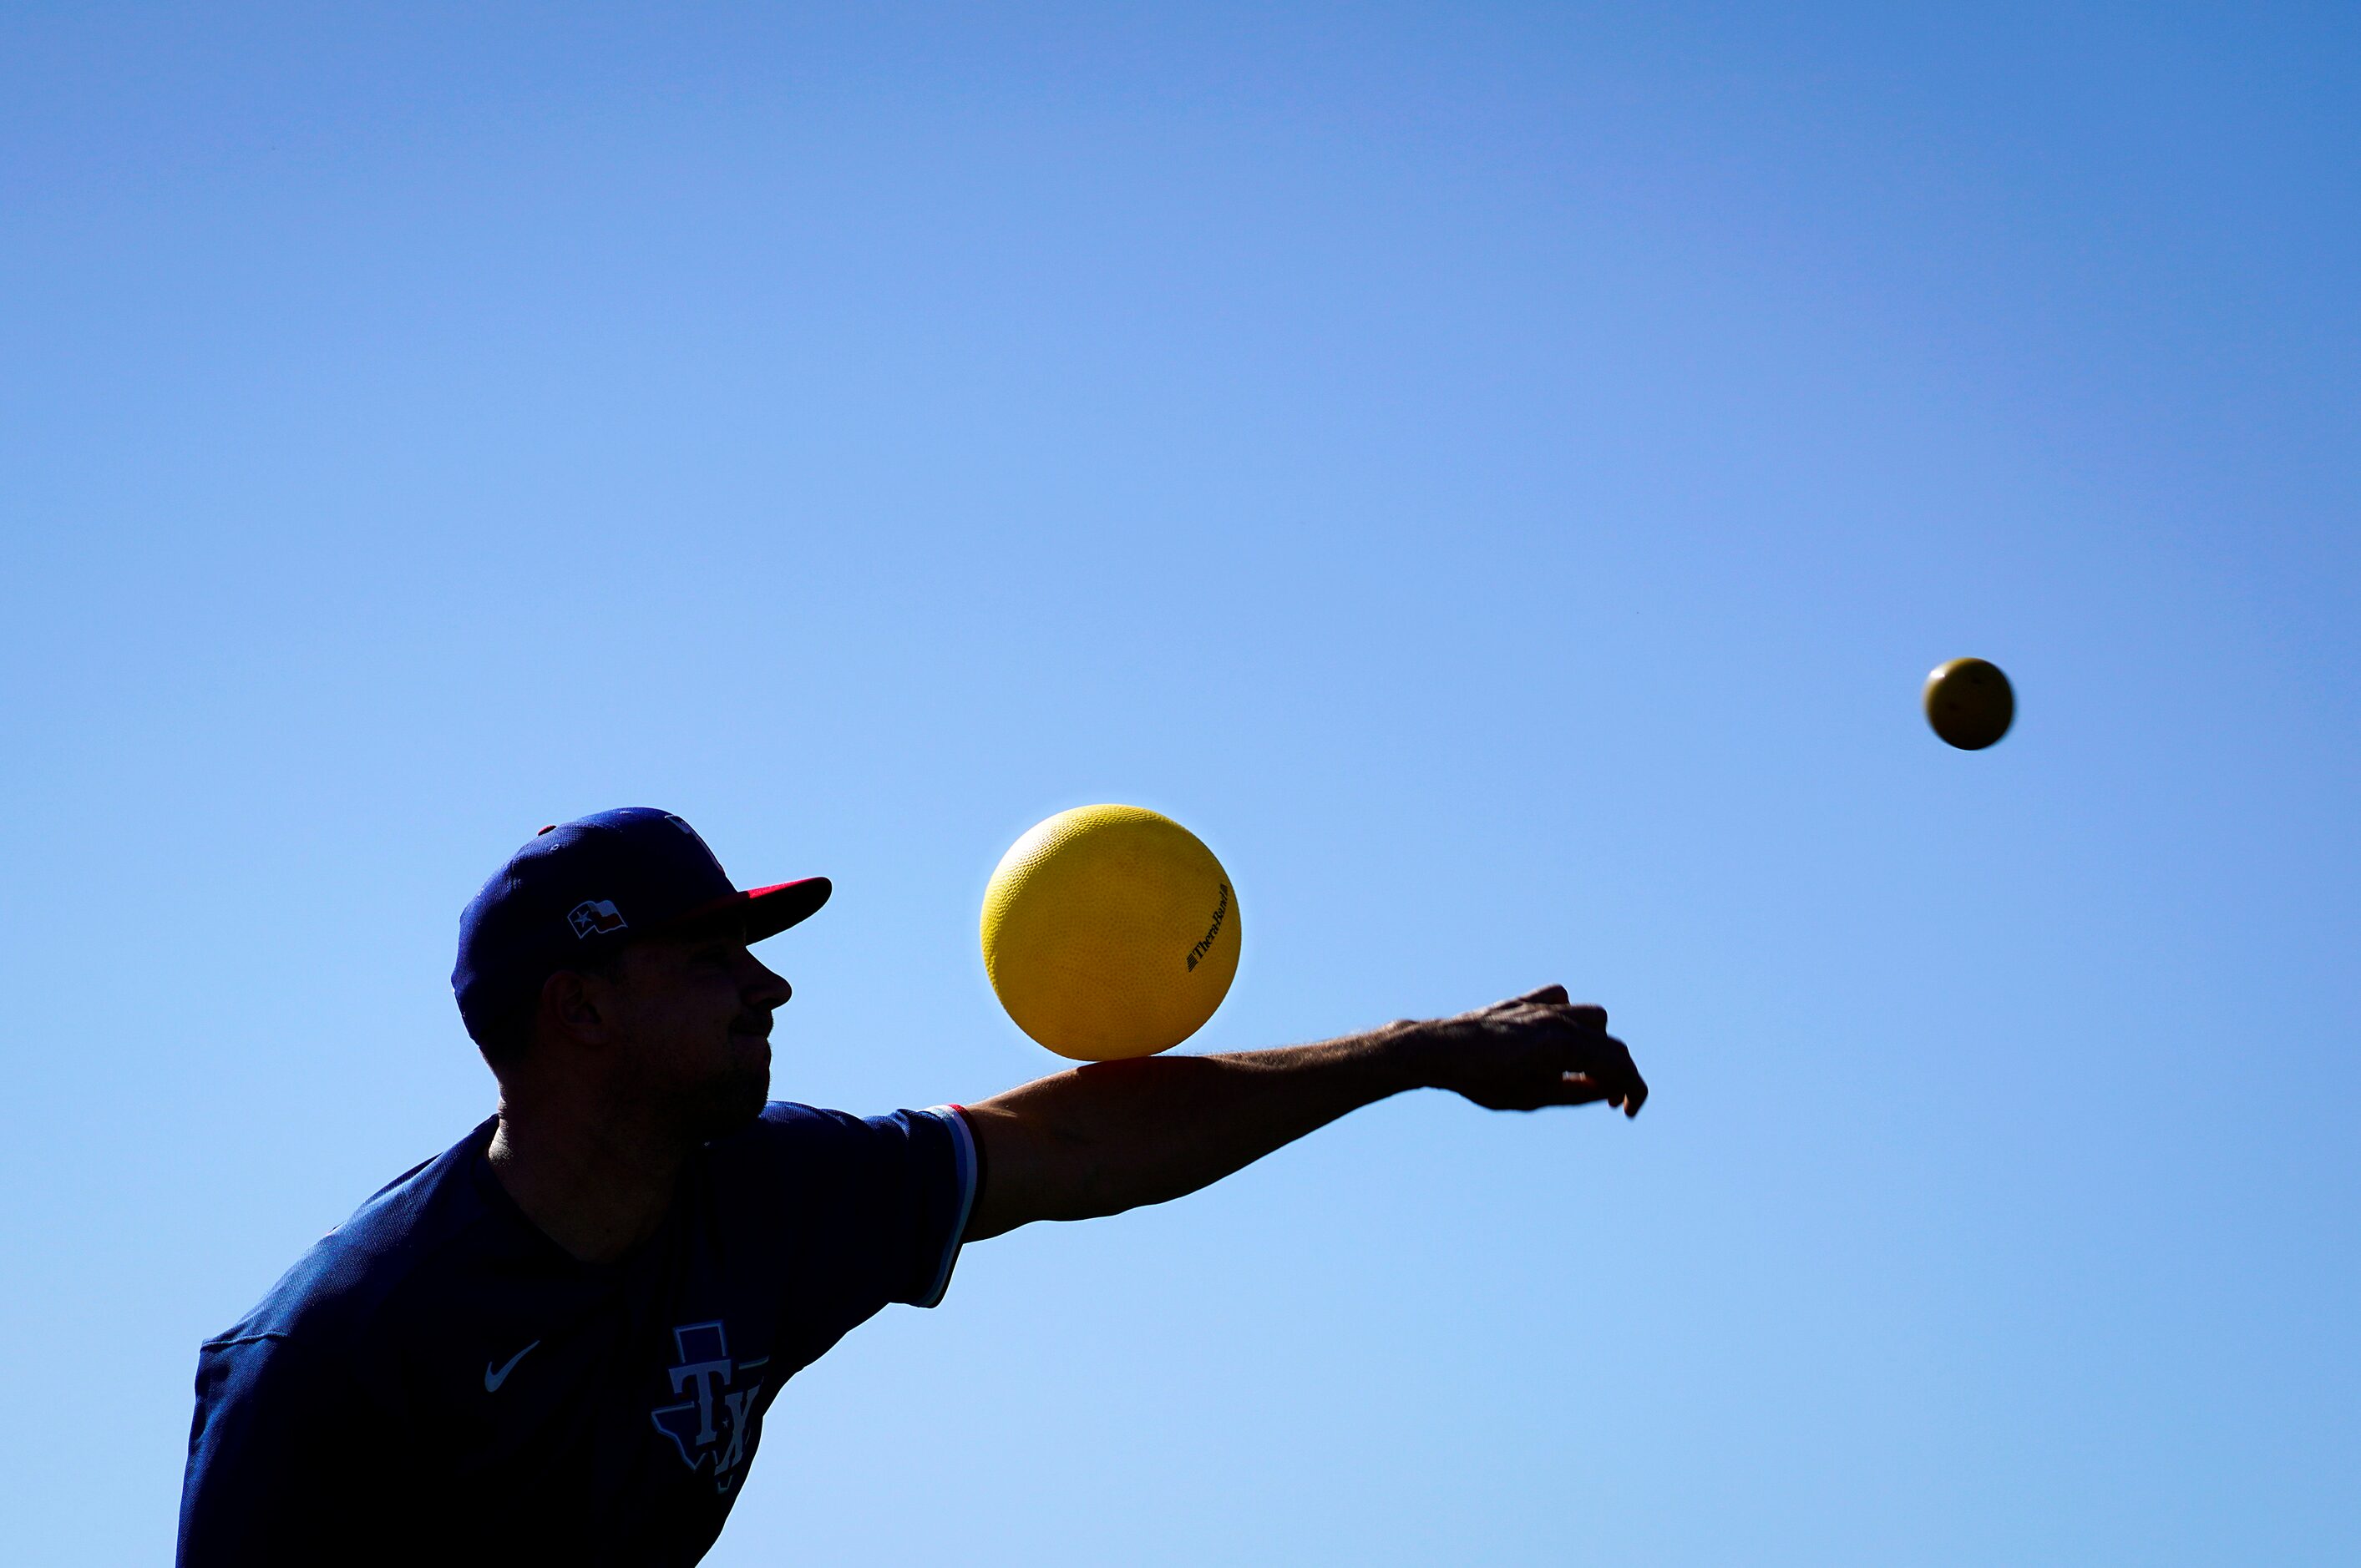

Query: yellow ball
<box><xmin>1923</xmin><ymin>656</ymin><xmax>2015</xmax><ymax>750</ymax></box>
<box><xmin>980</xmin><ymin>805</ymin><xmax>1240</xmax><ymax>1061</ymax></box>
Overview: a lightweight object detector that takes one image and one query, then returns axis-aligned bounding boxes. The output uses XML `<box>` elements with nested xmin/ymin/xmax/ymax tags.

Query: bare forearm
<box><xmin>958</xmin><ymin>987</ymin><xmax>1644</xmax><ymax>1241</ymax></box>
<box><xmin>961</xmin><ymin>1024</ymin><xmax>1428</xmax><ymax>1239</ymax></box>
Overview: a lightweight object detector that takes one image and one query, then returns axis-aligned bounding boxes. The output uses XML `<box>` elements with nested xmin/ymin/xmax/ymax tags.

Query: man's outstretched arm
<box><xmin>959</xmin><ymin>984</ymin><xmax>1645</xmax><ymax>1241</ymax></box>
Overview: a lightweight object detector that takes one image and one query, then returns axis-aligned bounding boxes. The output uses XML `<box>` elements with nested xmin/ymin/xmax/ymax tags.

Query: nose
<box><xmin>741</xmin><ymin>952</ymin><xmax>792</xmax><ymax>1009</ymax></box>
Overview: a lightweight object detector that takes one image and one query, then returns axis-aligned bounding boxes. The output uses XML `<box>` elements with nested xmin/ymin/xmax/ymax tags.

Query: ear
<box><xmin>537</xmin><ymin>967</ymin><xmax>612</xmax><ymax>1046</ymax></box>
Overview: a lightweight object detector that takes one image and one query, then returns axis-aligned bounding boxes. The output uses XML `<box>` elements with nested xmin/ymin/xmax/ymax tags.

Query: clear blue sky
<box><xmin>3</xmin><ymin>4</ymin><xmax>2356</xmax><ymax>1562</ymax></box>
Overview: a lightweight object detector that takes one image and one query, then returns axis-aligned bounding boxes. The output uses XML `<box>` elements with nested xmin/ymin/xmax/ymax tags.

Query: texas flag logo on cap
<box><xmin>568</xmin><ymin>899</ymin><xmax>628</xmax><ymax>939</ymax></box>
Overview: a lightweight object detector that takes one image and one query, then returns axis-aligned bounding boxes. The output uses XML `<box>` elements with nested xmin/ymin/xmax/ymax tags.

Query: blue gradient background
<box><xmin>3</xmin><ymin>6</ymin><xmax>2354</xmax><ymax>1562</ymax></box>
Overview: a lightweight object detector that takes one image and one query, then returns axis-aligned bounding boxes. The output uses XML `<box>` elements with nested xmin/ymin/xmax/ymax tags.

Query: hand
<box><xmin>1411</xmin><ymin>985</ymin><xmax>1648</xmax><ymax>1117</ymax></box>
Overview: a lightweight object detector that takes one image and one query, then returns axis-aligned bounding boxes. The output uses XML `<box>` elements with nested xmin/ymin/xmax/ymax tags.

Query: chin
<box><xmin>706</xmin><ymin>1061</ymin><xmax>771</xmax><ymax>1134</ymax></box>
<box><xmin>671</xmin><ymin>1035</ymin><xmax>771</xmax><ymax>1141</ymax></box>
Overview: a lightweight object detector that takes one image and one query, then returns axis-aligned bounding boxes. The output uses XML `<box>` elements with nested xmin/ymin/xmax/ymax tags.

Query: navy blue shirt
<box><xmin>177</xmin><ymin>1102</ymin><xmax>978</xmax><ymax>1566</ymax></box>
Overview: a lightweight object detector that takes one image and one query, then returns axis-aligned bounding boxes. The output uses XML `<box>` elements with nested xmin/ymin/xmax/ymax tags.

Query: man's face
<box><xmin>595</xmin><ymin>926</ymin><xmax>792</xmax><ymax>1137</ymax></box>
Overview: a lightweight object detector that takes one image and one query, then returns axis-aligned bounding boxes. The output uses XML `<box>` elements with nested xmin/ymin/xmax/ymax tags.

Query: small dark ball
<box><xmin>1923</xmin><ymin>658</ymin><xmax>2014</xmax><ymax>750</ymax></box>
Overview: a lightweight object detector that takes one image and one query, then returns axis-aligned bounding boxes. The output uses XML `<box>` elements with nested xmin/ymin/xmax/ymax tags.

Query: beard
<box><xmin>671</xmin><ymin>1063</ymin><xmax>769</xmax><ymax>1144</ymax></box>
<box><xmin>629</xmin><ymin>1020</ymin><xmax>773</xmax><ymax>1145</ymax></box>
<box><xmin>704</xmin><ymin>1052</ymin><xmax>772</xmax><ymax>1135</ymax></box>
<box><xmin>689</xmin><ymin>1020</ymin><xmax>774</xmax><ymax>1138</ymax></box>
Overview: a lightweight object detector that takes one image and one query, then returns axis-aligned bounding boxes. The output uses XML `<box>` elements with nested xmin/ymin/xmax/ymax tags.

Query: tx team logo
<box><xmin>650</xmin><ymin>1322</ymin><xmax>768</xmax><ymax>1495</ymax></box>
<box><xmin>568</xmin><ymin>898</ymin><xmax>627</xmax><ymax>938</ymax></box>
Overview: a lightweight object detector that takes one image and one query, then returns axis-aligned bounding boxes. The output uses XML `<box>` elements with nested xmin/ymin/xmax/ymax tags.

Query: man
<box><xmin>177</xmin><ymin>807</ymin><xmax>1645</xmax><ymax>1565</ymax></box>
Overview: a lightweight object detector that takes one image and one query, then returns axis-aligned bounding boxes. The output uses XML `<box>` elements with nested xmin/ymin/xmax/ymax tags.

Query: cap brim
<box><xmin>743</xmin><ymin>878</ymin><xmax>833</xmax><ymax>941</ymax></box>
<box><xmin>661</xmin><ymin>877</ymin><xmax>833</xmax><ymax>943</ymax></box>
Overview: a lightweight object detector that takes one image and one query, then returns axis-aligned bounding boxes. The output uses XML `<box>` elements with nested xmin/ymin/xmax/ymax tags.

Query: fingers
<box><xmin>1507</xmin><ymin>993</ymin><xmax>1639</xmax><ymax>1112</ymax></box>
<box><xmin>1608</xmin><ymin>1040</ymin><xmax>1647</xmax><ymax>1117</ymax></box>
<box><xmin>1565</xmin><ymin>1031</ymin><xmax>1647</xmax><ymax>1118</ymax></box>
<box><xmin>1467</xmin><ymin>987</ymin><xmax>1644</xmax><ymax>1118</ymax></box>
<box><xmin>1556</xmin><ymin>1070</ymin><xmax>1614</xmax><ymax>1106</ymax></box>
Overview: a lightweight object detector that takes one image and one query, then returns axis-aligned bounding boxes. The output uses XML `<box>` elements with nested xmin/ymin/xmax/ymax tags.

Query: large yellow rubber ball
<box><xmin>1923</xmin><ymin>657</ymin><xmax>2015</xmax><ymax>750</ymax></box>
<box><xmin>980</xmin><ymin>805</ymin><xmax>1240</xmax><ymax>1061</ymax></box>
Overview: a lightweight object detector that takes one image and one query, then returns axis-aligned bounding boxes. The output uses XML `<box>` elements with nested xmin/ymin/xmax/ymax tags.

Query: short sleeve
<box><xmin>904</xmin><ymin>1106</ymin><xmax>979</xmax><ymax>1306</ymax></box>
<box><xmin>742</xmin><ymin>1102</ymin><xmax>979</xmax><ymax>1319</ymax></box>
<box><xmin>177</xmin><ymin>1334</ymin><xmax>384</xmax><ymax>1565</ymax></box>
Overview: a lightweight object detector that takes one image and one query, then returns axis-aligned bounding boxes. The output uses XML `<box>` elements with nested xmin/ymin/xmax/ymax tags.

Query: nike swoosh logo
<box><xmin>484</xmin><ymin>1340</ymin><xmax>541</xmax><ymax>1392</ymax></box>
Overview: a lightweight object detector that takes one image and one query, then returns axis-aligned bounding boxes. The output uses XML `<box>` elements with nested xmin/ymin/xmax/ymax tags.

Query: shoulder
<box><xmin>203</xmin><ymin>1119</ymin><xmax>500</xmax><ymax>1360</ymax></box>
<box><xmin>706</xmin><ymin>1101</ymin><xmax>877</xmax><ymax>1181</ymax></box>
<box><xmin>706</xmin><ymin>1104</ymin><xmax>974</xmax><ymax>1216</ymax></box>
<box><xmin>716</xmin><ymin>1101</ymin><xmax>961</xmax><ymax>1168</ymax></box>
<box><xmin>751</xmin><ymin>1100</ymin><xmax>870</xmax><ymax>1139</ymax></box>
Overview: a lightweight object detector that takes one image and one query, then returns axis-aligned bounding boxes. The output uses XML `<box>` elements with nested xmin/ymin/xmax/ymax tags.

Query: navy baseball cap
<box><xmin>453</xmin><ymin>807</ymin><xmax>830</xmax><ymax>1047</ymax></box>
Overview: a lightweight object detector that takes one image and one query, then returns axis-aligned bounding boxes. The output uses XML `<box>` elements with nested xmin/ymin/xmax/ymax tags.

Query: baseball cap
<box><xmin>452</xmin><ymin>807</ymin><xmax>830</xmax><ymax>1047</ymax></box>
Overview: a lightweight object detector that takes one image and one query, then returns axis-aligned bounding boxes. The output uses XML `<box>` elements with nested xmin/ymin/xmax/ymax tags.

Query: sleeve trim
<box><xmin>913</xmin><ymin>1105</ymin><xmax>978</xmax><ymax>1308</ymax></box>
